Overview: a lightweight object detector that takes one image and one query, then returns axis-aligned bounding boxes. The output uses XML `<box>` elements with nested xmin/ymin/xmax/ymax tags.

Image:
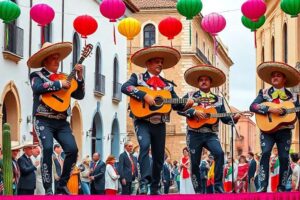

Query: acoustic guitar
<box><xmin>41</xmin><ymin>44</ymin><xmax>93</xmax><ymax>112</ymax></box>
<box><xmin>255</xmin><ymin>101</ymin><xmax>300</xmax><ymax>133</ymax></box>
<box><xmin>129</xmin><ymin>86</ymin><xmax>204</xmax><ymax>118</ymax></box>
<box><xmin>187</xmin><ymin>106</ymin><xmax>252</xmax><ymax>129</ymax></box>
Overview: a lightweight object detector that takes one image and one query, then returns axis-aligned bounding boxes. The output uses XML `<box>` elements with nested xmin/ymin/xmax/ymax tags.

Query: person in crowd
<box><xmin>235</xmin><ymin>155</ymin><xmax>249</xmax><ymax>193</ymax></box>
<box><xmin>162</xmin><ymin>156</ymin><xmax>173</xmax><ymax>194</ymax></box>
<box><xmin>118</xmin><ymin>141</ymin><xmax>137</xmax><ymax>195</ymax></box>
<box><xmin>17</xmin><ymin>142</ymin><xmax>38</xmax><ymax>195</ymax></box>
<box><xmin>105</xmin><ymin>155</ymin><xmax>119</xmax><ymax>195</ymax></box>
<box><xmin>172</xmin><ymin>160</ymin><xmax>180</xmax><ymax>192</ymax></box>
<box><xmin>247</xmin><ymin>152</ymin><xmax>256</xmax><ymax>192</ymax></box>
<box><xmin>31</xmin><ymin>145</ymin><xmax>44</xmax><ymax>194</ymax></box>
<box><xmin>180</xmin><ymin>147</ymin><xmax>195</xmax><ymax>194</ymax></box>
<box><xmin>79</xmin><ymin>156</ymin><xmax>91</xmax><ymax>195</ymax></box>
<box><xmin>90</xmin><ymin>152</ymin><xmax>106</xmax><ymax>194</ymax></box>
<box><xmin>53</xmin><ymin>144</ymin><xmax>64</xmax><ymax>194</ymax></box>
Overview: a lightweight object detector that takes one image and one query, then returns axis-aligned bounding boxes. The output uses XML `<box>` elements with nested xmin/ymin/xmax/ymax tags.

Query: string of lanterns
<box><xmin>0</xmin><ymin>0</ymin><xmax>299</xmax><ymax>49</ymax></box>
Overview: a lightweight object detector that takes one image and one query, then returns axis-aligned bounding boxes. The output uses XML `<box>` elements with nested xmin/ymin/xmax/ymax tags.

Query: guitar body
<box><xmin>255</xmin><ymin>101</ymin><xmax>297</xmax><ymax>133</ymax></box>
<box><xmin>186</xmin><ymin>106</ymin><xmax>218</xmax><ymax>129</ymax></box>
<box><xmin>41</xmin><ymin>74</ymin><xmax>78</xmax><ymax>112</ymax></box>
<box><xmin>129</xmin><ymin>86</ymin><xmax>172</xmax><ymax>118</ymax></box>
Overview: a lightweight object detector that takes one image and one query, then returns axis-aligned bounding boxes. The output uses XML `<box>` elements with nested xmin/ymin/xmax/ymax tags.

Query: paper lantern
<box><xmin>177</xmin><ymin>0</ymin><xmax>202</xmax><ymax>20</ymax></box>
<box><xmin>73</xmin><ymin>15</ymin><xmax>98</xmax><ymax>39</ymax></box>
<box><xmin>241</xmin><ymin>0</ymin><xmax>266</xmax><ymax>22</ymax></box>
<box><xmin>281</xmin><ymin>0</ymin><xmax>300</xmax><ymax>17</ymax></box>
<box><xmin>241</xmin><ymin>15</ymin><xmax>265</xmax><ymax>31</ymax></box>
<box><xmin>159</xmin><ymin>17</ymin><xmax>182</xmax><ymax>40</ymax></box>
<box><xmin>99</xmin><ymin>0</ymin><xmax>126</xmax><ymax>22</ymax></box>
<box><xmin>118</xmin><ymin>17</ymin><xmax>141</xmax><ymax>40</ymax></box>
<box><xmin>201</xmin><ymin>12</ymin><xmax>226</xmax><ymax>36</ymax></box>
<box><xmin>30</xmin><ymin>3</ymin><xmax>55</xmax><ymax>26</ymax></box>
<box><xmin>0</xmin><ymin>0</ymin><xmax>20</xmax><ymax>23</ymax></box>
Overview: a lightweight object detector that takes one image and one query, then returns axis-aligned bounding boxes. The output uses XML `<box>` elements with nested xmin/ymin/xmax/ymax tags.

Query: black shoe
<box><xmin>45</xmin><ymin>188</ymin><xmax>53</xmax><ymax>195</ymax></box>
<box><xmin>214</xmin><ymin>185</ymin><xmax>225</xmax><ymax>193</ymax></box>
<box><xmin>257</xmin><ymin>186</ymin><xmax>267</xmax><ymax>193</ymax></box>
<box><xmin>150</xmin><ymin>189</ymin><xmax>161</xmax><ymax>195</ymax></box>
<box><xmin>139</xmin><ymin>184</ymin><xmax>148</xmax><ymax>195</ymax></box>
<box><xmin>277</xmin><ymin>186</ymin><xmax>286</xmax><ymax>192</ymax></box>
<box><xmin>56</xmin><ymin>186</ymin><xmax>71</xmax><ymax>195</ymax></box>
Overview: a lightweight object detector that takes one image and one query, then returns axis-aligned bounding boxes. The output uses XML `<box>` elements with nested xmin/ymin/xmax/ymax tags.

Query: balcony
<box><xmin>196</xmin><ymin>47</ymin><xmax>211</xmax><ymax>65</ymax></box>
<box><xmin>94</xmin><ymin>73</ymin><xmax>105</xmax><ymax>96</ymax></box>
<box><xmin>2</xmin><ymin>23</ymin><xmax>24</xmax><ymax>63</ymax></box>
<box><xmin>112</xmin><ymin>81</ymin><xmax>122</xmax><ymax>103</ymax></box>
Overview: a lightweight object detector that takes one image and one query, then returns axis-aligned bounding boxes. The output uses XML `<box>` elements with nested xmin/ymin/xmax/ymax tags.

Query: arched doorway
<box><xmin>1</xmin><ymin>81</ymin><xmax>21</xmax><ymax>145</ymax></box>
<box><xmin>70</xmin><ymin>102</ymin><xmax>83</xmax><ymax>156</ymax></box>
<box><xmin>111</xmin><ymin>118</ymin><xmax>120</xmax><ymax>157</ymax></box>
<box><xmin>91</xmin><ymin>112</ymin><xmax>103</xmax><ymax>156</ymax></box>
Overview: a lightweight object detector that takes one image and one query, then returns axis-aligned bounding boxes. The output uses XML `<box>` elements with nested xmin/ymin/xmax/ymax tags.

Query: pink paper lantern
<box><xmin>201</xmin><ymin>12</ymin><xmax>226</xmax><ymax>36</ymax></box>
<box><xmin>241</xmin><ymin>0</ymin><xmax>266</xmax><ymax>22</ymax></box>
<box><xmin>100</xmin><ymin>0</ymin><xmax>126</xmax><ymax>22</ymax></box>
<box><xmin>30</xmin><ymin>3</ymin><xmax>55</xmax><ymax>26</ymax></box>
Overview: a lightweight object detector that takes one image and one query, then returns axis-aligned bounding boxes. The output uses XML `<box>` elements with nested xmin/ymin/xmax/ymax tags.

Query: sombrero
<box><xmin>131</xmin><ymin>46</ymin><xmax>181</xmax><ymax>69</ymax></box>
<box><xmin>22</xmin><ymin>141</ymin><xmax>38</xmax><ymax>149</ymax></box>
<box><xmin>257</xmin><ymin>62</ymin><xmax>300</xmax><ymax>87</ymax></box>
<box><xmin>11</xmin><ymin>141</ymin><xmax>24</xmax><ymax>151</ymax></box>
<box><xmin>27</xmin><ymin>42</ymin><xmax>73</xmax><ymax>68</ymax></box>
<box><xmin>184</xmin><ymin>65</ymin><xmax>226</xmax><ymax>88</ymax></box>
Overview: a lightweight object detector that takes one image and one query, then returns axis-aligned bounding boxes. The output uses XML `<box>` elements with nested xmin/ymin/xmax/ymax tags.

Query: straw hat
<box><xmin>27</xmin><ymin>42</ymin><xmax>73</xmax><ymax>68</ymax></box>
<box><xmin>131</xmin><ymin>46</ymin><xmax>181</xmax><ymax>69</ymax></box>
<box><xmin>22</xmin><ymin>141</ymin><xmax>37</xmax><ymax>149</ymax></box>
<box><xmin>257</xmin><ymin>62</ymin><xmax>300</xmax><ymax>87</ymax></box>
<box><xmin>184</xmin><ymin>65</ymin><xmax>226</xmax><ymax>88</ymax></box>
<box><xmin>11</xmin><ymin>141</ymin><xmax>24</xmax><ymax>151</ymax></box>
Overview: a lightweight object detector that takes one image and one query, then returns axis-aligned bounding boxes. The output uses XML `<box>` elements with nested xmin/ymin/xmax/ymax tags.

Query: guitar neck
<box><xmin>163</xmin><ymin>98</ymin><xmax>203</xmax><ymax>104</ymax></box>
<box><xmin>66</xmin><ymin>56</ymin><xmax>85</xmax><ymax>82</ymax></box>
<box><xmin>287</xmin><ymin>106</ymin><xmax>300</xmax><ymax>114</ymax></box>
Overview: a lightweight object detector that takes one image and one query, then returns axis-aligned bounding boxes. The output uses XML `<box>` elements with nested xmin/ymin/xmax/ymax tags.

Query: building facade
<box><xmin>0</xmin><ymin>0</ymin><xmax>138</xmax><ymax>160</ymax></box>
<box><xmin>127</xmin><ymin>0</ymin><xmax>234</xmax><ymax>161</ymax></box>
<box><xmin>255</xmin><ymin>0</ymin><xmax>300</xmax><ymax>152</ymax></box>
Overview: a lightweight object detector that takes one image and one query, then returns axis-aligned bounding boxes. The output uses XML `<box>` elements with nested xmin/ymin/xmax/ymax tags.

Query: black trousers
<box><xmin>134</xmin><ymin>119</ymin><xmax>166</xmax><ymax>191</ymax></box>
<box><xmin>163</xmin><ymin>180</ymin><xmax>170</xmax><ymax>194</ymax></box>
<box><xmin>121</xmin><ymin>181</ymin><xmax>132</xmax><ymax>195</ymax></box>
<box><xmin>33</xmin><ymin>116</ymin><xmax>78</xmax><ymax>190</ymax></box>
<box><xmin>258</xmin><ymin>129</ymin><xmax>292</xmax><ymax>190</ymax></box>
<box><xmin>187</xmin><ymin>131</ymin><xmax>224</xmax><ymax>193</ymax></box>
<box><xmin>18</xmin><ymin>189</ymin><xmax>34</xmax><ymax>195</ymax></box>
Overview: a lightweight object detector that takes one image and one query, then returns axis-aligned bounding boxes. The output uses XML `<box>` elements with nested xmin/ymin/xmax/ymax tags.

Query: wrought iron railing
<box><xmin>94</xmin><ymin>73</ymin><xmax>105</xmax><ymax>95</ymax></box>
<box><xmin>4</xmin><ymin>23</ymin><xmax>24</xmax><ymax>57</ymax></box>
<box><xmin>112</xmin><ymin>81</ymin><xmax>122</xmax><ymax>102</ymax></box>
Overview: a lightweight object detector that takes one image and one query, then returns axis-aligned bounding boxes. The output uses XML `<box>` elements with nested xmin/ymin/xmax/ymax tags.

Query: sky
<box><xmin>201</xmin><ymin>0</ymin><xmax>257</xmax><ymax>110</ymax></box>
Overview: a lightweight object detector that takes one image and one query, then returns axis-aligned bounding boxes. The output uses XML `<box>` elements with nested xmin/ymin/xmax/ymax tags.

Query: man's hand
<box><xmin>121</xmin><ymin>178</ymin><xmax>126</xmax><ymax>185</ymax></box>
<box><xmin>61</xmin><ymin>80</ymin><xmax>71</xmax><ymax>89</ymax></box>
<box><xmin>74</xmin><ymin>64</ymin><xmax>84</xmax><ymax>80</ymax></box>
<box><xmin>268</xmin><ymin>107</ymin><xmax>284</xmax><ymax>115</ymax></box>
<box><xmin>194</xmin><ymin>110</ymin><xmax>208</xmax><ymax>120</ymax></box>
<box><xmin>90</xmin><ymin>176</ymin><xmax>95</xmax><ymax>181</ymax></box>
<box><xmin>144</xmin><ymin>94</ymin><xmax>155</xmax><ymax>106</ymax></box>
<box><xmin>34</xmin><ymin>160</ymin><xmax>40</xmax><ymax>167</ymax></box>
<box><xmin>184</xmin><ymin>99</ymin><xmax>194</xmax><ymax>110</ymax></box>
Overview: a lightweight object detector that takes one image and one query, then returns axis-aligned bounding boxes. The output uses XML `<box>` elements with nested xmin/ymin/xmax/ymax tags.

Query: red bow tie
<box><xmin>49</xmin><ymin>73</ymin><xmax>60</xmax><ymax>81</ymax></box>
<box><xmin>146</xmin><ymin>76</ymin><xmax>166</xmax><ymax>90</ymax></box>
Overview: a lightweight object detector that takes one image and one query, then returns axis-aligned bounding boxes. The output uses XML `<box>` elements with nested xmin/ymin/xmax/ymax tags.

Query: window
<box><xmin>72</xmin><ymin>33</ymin><xmax>80</xmax><ymax>68</ymax></box>
<box><xmin>261</xmin><ymin>47</ymin><xmax>265</xmax><ymax>62</ymax></box>
<box><xmin>271</xmin><ymin>36</ymin><xmax>275</xmax><ymax>61</ymax></box>
<box><xmin>94</xmin><ymin>45</ymin><xmax>105</xmax><ymax>95</ymax></box>
<box><xmin>143</xmin><ymin>24</ymin><xmax>155</xmax><ymax>47</ymax></box>
<box><xmin>112</xmin><ymin>57</ymin><xmax>122</xmax><ymax>101</ymax></box>
<box><xmin>283</xmin><ymin>23</ymin><xmax>288</xmax><ymax>63</ymax></box>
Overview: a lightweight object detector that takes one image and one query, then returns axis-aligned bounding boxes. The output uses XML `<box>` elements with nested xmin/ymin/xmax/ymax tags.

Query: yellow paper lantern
<box><xmin>118</xmin><ymin>17</ymin><xmax>141</xmax><ymax>40</ymax></box>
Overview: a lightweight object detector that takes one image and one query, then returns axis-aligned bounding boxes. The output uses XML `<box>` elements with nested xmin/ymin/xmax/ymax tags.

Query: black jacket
<box><xmin>90</xmin><ymin>160</ymin><xmax>106</xmax><ymax>191</ymax></box>
<box><xmin>118</xmin><ymin>151</ymin><xmax>137</xmax><ymax>182</ymax></box>
<box><xmin>17</xmin><ymin>154</ymin><xmax>36</xmax><ymax>190</ymax></box>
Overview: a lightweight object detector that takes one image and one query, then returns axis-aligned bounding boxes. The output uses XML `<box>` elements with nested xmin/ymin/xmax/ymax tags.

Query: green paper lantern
<box><xmin>0</xmin><ymin>0</ymin><xmax>21</xmax><ymax>23</ymax></box>
<box><xmin>177</xmin><ymin>0</ymin><xmax>203</xmax><ymax>20</ymax></box>
<box><xmin>281</xmin><ymin>0</ymin><xmax>300</xmax><ymax>17</ymax></box>
<box><xmin>241</xmin><ymin>15</ymin><xmax>266</xmax><ymax>32</ymax></box>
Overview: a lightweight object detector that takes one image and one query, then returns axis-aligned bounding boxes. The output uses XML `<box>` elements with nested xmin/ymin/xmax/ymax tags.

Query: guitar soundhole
<box><xmin>154</xmin><ymin>96</ymin><xmax>164</xmax><ymax>107</ymax></box>
<box><xmin>279</xmin><ymin>108</ymin><xmax>287</xmax><ymax>117</ymax></box>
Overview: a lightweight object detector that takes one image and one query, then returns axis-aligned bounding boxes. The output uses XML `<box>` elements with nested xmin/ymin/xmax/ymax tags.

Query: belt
<box><xmin>35</xmin><ymin>113</ymin><xmax>67</xmax><ymax>120</ymax></box>
<box><xmin>143</xmin><ymin>115</ymin><xmax>166</xmax><ymax>124</ymax></box>
<box><xmin>188</xmin><ymin>127</ymin><xmax>216</xmax><ymax>133</ymax></box>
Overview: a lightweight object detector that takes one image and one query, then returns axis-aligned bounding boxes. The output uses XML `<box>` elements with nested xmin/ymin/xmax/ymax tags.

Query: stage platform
<box><xmin>2</xmin><ymin>192</ymin><xmax>300</xmax><ymax>200</ymax></box>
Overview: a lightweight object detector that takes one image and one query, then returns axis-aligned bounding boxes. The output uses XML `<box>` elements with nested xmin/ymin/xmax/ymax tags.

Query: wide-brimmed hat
<box><xmin>131</xmin><ymin>46</ymin><xmax>181</xmax><ymax>69</ymax></box>
<box><xmin>22</xmin><ymin>141</ymin><xmax>37</xmax><ymax>149</ymax></box>
<box><xmin>257</xmin><ymin>62</ymin><xmax>300</xmax><ymax>87</ymax></box>
<box><xmin>11</xmin><ymin>141</ymin><xmax>24</xmax><ymax>151</ymax></box>
<box><xmin>184</xmin><ymin>65</ymin><xmax>226</xmax><ymax>88</ymax></box>
<box><xmin>27</xmin><ymin>42</ymin><xmax>73</xmax><ymax>68</ymax></box>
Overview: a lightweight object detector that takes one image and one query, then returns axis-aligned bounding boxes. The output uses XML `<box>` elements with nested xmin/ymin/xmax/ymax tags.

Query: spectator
<box><xmin>105</xmin><ymin>155</ymin><xmax>119</xmax><ymax>195</ymax></box>
<box><xmin>90</xmin><ymin>152</ymin><xmax>106</xmax><ymax>194</ymax></box>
